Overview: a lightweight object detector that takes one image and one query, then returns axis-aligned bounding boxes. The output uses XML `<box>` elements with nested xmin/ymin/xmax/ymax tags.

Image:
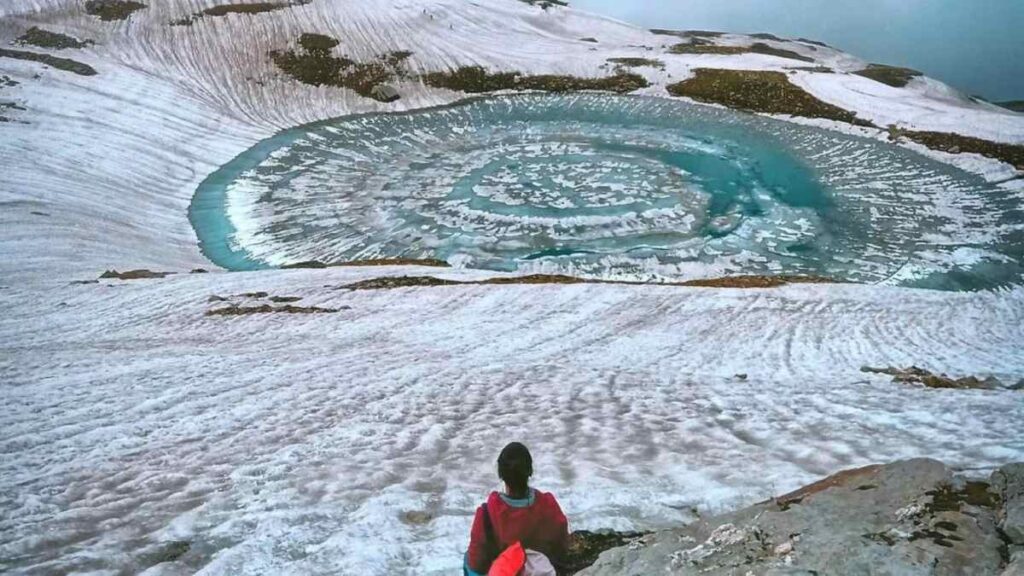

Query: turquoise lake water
<box><xmin>189</xmin><ymin>94</ymin><xmax>1022</xmax><ymax>290</ymax></box>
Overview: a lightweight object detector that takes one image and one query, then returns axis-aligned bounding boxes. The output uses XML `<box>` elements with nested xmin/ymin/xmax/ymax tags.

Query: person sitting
<box><xmin>464</xmin><ymin>442</ymin><xmax>570</xmax><ymax>575</ymax></box>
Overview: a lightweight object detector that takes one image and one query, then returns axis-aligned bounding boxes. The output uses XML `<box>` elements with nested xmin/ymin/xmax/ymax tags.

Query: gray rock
<box><xmin>1004</xmin><ymin>548</ymin><xmax>1024</xmax><ymax>576</ymax></box>
<box><xmin>580</xmin><ymin>459</ymin><xmax>1008</xmax><ymax>576</ymax></box>
<box><xmin>370</xmin><ymin>84</ymin><xmax>400</xmax><ymax>102</ymax></box>
<box><xmin>993</xmin><ymin>463</ymin><xmax>1024</xmax><ymax>544</ymax></box>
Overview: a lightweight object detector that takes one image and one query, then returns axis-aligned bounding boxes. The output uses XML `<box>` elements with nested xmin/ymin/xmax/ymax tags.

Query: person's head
<box><xmin>497</xmin><ymin>442</ymin><xmax>533</xmax><ymax>498</ymax></box>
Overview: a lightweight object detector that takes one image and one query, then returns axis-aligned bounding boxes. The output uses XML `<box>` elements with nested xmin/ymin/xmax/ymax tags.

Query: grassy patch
<box><xmin>137</xmin><ymin>541</ymin><xmax>191</xmax><ymax>568</ymax></box>
<box><xmin>271</xmin><ymin>33</ymin><xmax>412</xmax><ymax>101</ymax></box>
<box><xmin>606</xmin><ymin>57</ymin><xmax>664</xmax><ymax>69</ymax></box>
<box><xmin>789</xmin><ymin>65</ymin><xmax>834</xmax><ymax>73</ymax></box>
<box><xmin>422</xmin><ymin>65</ymin><xmax>649</xmax><ymax>94</ymax></box>
<box><xmin>1</xmin><ymin>75</ymin><xmax>18</xmax><ymax>87</ymax></box>
<box><xmin>892</xmin><ymin>128</ymin><xmax>1024</xmax><ymax>170</ymax></box>
<box><xmin>925</xmin><ymin>481</ymin><xmax>999</xmax><ymax>513</ymax></box>
<box><xmin>84</xmin><ymin>0</ymin><xmax>146</xmax><ymax>21</ymax></box>
<box><xmin>669</xmin><ymin>43</ymin><xmax>747</xmax><ymax>56</ymax></box>
<box><xmin>748</xmin><ymin>42</ymin><xmax>814</xmax><ymax>62</ymax></box>
<box><xmin>667</xmin><ymin>68</ymin><xmax>869</xmax><ymax>125</ymax></box>
<box><xmin>996</xmin><ymin>101</ymin><xmax>1024</xmax><ymax>113</ymax></box>
<box><xmin>651</xmin><ymin>29</ymin><xmax>724</xmax><ymax>39</ymax></box>
<box><xmin>669</xmin><ymin>42</ymin><xmax>814</xmax><ymax>63</ymax></box>
<box><xmin>0</xmin><ymin>48</ymin><xmax>97</xmax><ymax>76</ymax></box>
<box><xmin>750</xmin><ymin>32</ymin><xmax>784</xmax><ymax>41</ymax></box>
<box><xmin>853</xmin><ymin>63</ymin><xmax>922</xmax><ymax>88</ymax></box>
<box><xmin>172</xmin><ymin>0</ymin><xmax>309</xmax><ymax>26</ymax></box>
<box><xmin>17</xmin><ymin>27</ymin><xmax>93</xmax><ymax>49</ymax></box>
<box><xmin>563</xmin><ymin>531</ymin><xmax>651</xmax><ymax>574</ymax></box>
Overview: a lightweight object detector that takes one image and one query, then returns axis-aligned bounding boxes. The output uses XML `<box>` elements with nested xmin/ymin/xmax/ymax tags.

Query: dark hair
<box><xmin>497</xmin><ymin>442</ymin><xmax>533</xmax><ymax>498</ymax></box>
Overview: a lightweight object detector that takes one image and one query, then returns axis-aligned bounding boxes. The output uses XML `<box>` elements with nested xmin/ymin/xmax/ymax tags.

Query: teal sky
<box><xmin>571</xmin><ymin>0</ymin><xmax>1024</xmax><ymax>102</ymax></box>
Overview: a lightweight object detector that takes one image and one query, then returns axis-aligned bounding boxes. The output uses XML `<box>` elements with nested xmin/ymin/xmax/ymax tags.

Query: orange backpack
<box><xmin>487</xmin><ymin>541</ymin><xmax>526</xmax><ymax>576</ymax></box>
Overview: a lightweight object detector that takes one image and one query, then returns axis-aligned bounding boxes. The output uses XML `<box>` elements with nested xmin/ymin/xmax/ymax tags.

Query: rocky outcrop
<box><xmin>861</xmin><ymin>366</ymin><xmax>1023</xmax><ymax>391</ymax></box>
<box><xmin>99</xmin><ymin>269</ymin><xmax>172</xmax><ymax>280</ymax></box>
<box><xmin>994</xmin><ymin>464</ymin><xmax>1024</xmax><ymax>546</ymax></box>
<box><xmin>580</xmin><ymin>459</ymin><xmax>1022</xmax><ymax>575</ymax></box>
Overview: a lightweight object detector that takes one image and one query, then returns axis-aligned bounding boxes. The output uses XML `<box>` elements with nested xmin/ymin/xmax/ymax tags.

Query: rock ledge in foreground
<box><xmin>580</xmin><ymin>459</ymin><xmax>1023</xmax><ymax>575</ymax></box>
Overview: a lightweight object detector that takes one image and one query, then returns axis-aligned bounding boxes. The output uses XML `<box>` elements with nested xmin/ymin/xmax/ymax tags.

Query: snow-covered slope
<box><xmin>2</xmin><ymin>268</ymin><xmax>1023</xmax><ymax>574</ymax></box>
<box><xmin>1</xmin><ymin>1</ymin><xmax>1023</xmax><ymax>574</ymax></box>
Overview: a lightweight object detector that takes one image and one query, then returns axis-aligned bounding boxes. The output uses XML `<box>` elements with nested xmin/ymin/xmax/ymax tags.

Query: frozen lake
<box><xmin>191</xmin><ymin>94</ymin><xmax>1022</xmax><ymax>289</ymax></box>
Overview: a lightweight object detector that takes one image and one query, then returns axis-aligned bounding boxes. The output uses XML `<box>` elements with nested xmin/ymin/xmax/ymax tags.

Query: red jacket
<box><xmin>466</xmin><ymin>489</ymin><xmax>570</xmax><ymax>573</ymax></box>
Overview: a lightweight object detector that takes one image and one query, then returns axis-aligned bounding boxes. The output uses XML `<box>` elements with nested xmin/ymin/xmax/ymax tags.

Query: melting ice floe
<box><xmin>191</xmin><ymin>94</ymin><xmax>1023</xmax><ymax>289</ymax></box>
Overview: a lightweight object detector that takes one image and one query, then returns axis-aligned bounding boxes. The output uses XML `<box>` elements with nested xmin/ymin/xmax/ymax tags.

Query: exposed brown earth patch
<box><xmin>99</xmin><ymin>269</ymin><xmax>172</xmax><ymax>280</ymax></box>
<box><xmin>861</xmin><ymin>366</ymin><xmax>1020</xmax><ymax>390</ymax></box>
<box><xmin>667</xmin><ymin>68</ymin><xmax>871</xmax><ymax>126</ymax></box>
<box><xmin>789</xmin><ymin>65</ymin><xmax>834</xmax><ymax>73</ymax></box>
<box><xmin>679</xmin><ymin>275</ymin><xmax>833</xmax><ymax>288</ymax></box>
<box><xmin>894</xmin><ymin>129</ymin><xmax>1024</xmax><ymax>171</ymax></box>
<box><xmin>854</xmin><ymin>63</ymin><xmax>922</xmax><ymax>88</ymax></box>
<box><xmin>17</xmin><ymin>27</ymin><xmax>94</xmax><ymax>49</ymax></box>
<box><xmin>172</xmin><ymin>0</ymin><xmax>309</xmax><ymax>26</ymax></box>
<box><xmin>271</xmin><ymin>33</ymin><xmax>412</xmax><ymax>101</ymax></box>
<box><xmin>84</xmin><ymin>0</ymin><xmax>146</xmax><ymax>21</ymax></box>
<box><xmin>341</xmin><ymin>276</ymin><xmax>461</xmax><ymax>290</ymax></box>
<box><xmin>269</xmin><ymin>295</ymin><xmax>302</xmax><ymax>303</ymax></box>
<box><xmin>518</xmin><ymin>0</ymin><xmax>568</xmax><ymax>8</ymax></box>
<box><xmin>281</xmin><ymin>257</ymin><xmax>450</xmax><ymax>269</ymax></box>
<box><xmin>206</xmin><ymin>304</ymin><xmax>339</xmax><ymax>316</ymax></box>
<box><xmin>798</xmin><ymin>38</ymin><xmax>831</xmax><ymax>48</ymax></box>
<box><xmin>0</xmin><ymin>48</ymin><xmax>97</xmax><ymax>76</ymax></box>
<box><xmin>341</xmin><ymin>273</ymin><xmax>834</xmax><ymax>291</ymax></box>
<box><xmin>774</xmin><ymin>464</ymin><xmax>884</xmax><ymax>511</ymax></box>
<box><xmin>421</xmin><ymin>65</ymin><xmax>649</xmax><ymax>94</ymax></box>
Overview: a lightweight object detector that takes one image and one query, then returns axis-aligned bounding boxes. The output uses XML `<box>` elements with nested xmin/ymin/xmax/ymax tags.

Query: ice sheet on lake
<box><xmin>198</xmin><ymin>94</ymin><xmax>1023</xmax><ymax>289</ymax></box>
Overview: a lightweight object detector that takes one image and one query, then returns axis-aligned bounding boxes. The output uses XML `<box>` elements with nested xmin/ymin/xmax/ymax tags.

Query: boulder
<box><xmin>579</xmin><ymin>459</ymin><xmax>1008</xmax><ymax>575</ymax></box>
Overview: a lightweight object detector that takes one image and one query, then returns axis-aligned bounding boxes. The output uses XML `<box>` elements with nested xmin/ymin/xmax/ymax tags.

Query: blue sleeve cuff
<box><xmin>464</xmin><ymin>553</ymin><xmax>486</xmax><ymax>576</ymax></box>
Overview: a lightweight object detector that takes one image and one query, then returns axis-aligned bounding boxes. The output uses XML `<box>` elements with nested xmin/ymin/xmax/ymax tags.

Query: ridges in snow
<box><xmin>1</xmin><ymin>269</ymin><xmax>1023</xmax><ymax>573</ymax></box>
